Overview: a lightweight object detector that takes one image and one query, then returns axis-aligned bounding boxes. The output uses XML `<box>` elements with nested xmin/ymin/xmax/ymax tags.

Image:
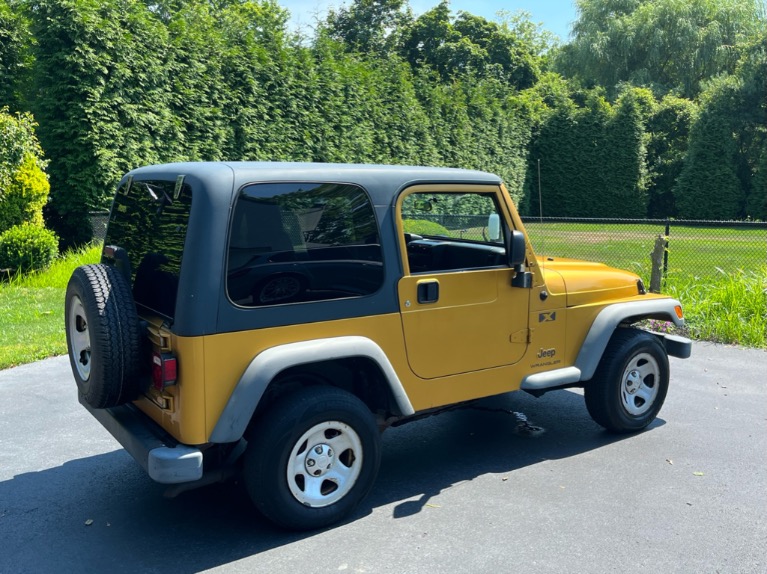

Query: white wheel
<box><xmin>619</xmin><ymin>352</ymin><xmax>661</xmax><ymax>417</ymax></box>
<box><xmin>287</xmin><ymin>421</ymin><xmax>364</xmax><ymax>508</ymax></box>
<box><xmin>67</xmin><ymin>295</ymin><xmax>91</xmax><ymax>381</ymax></box>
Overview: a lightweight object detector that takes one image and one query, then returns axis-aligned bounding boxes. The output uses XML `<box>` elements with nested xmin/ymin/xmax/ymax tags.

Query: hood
<box><xmin>538</xmin><ymin>256</ymin><xmax>644</xmax><ymax>307</ymax></box>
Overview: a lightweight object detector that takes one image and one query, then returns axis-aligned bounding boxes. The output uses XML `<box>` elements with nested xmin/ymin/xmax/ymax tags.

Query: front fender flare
<box><xmin>575</xmin><ymin>298</ymin><xmax>688</xmax><ymax>381</ymax></box>
<box><xmin>209</xmin><ymin>336</ymin><xmax>414</xmax><ymax>443</ymax></box>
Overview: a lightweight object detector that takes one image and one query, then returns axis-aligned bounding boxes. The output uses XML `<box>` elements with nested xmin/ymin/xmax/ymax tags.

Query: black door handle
<box><xmin>417</xmin><ymin>280</ymin><xmax>439</xmax><ymax>304</ymax></box>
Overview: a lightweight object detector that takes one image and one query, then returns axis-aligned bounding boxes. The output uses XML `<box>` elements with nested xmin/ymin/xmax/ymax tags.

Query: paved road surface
<box><xmin>1</xmin><ymin>343</ymin><xmax>765</xmax><ymax>574</ymax></box>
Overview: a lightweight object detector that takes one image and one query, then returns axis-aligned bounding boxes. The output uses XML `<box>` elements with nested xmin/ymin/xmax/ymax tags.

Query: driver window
<box><xmin>401</xmin><ymin>192</ymin><xmax>507</xmax><ymax>274</ymax></box>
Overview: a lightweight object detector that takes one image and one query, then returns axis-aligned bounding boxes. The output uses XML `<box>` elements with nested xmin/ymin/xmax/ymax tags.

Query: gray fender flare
<box><xmin>521</xmin><ymin>298</ymin><xmax>689</xmax><ymax>393</ymax></box>
<box><xmin>209</xmin><ymin>336</ymin><xmax>415</xmax><ymax>443</ymax></box>
<box><xmin>575</xmin><ymin>298</ymin><xmax>687</xmax><ymax>380</ymax></box>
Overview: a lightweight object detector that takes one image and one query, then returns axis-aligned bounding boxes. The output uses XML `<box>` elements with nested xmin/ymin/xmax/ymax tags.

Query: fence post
<box><xmin>650</xmin><ymin>235</ymin><xmax>666</xmax><ymax>293</ymax></box>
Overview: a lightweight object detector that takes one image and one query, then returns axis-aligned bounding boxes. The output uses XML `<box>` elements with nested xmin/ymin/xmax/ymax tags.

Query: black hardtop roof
<box><xmin>127</xmin><ymin>161</ymin><xmax>502</xmax><ymax>204</ymax></box>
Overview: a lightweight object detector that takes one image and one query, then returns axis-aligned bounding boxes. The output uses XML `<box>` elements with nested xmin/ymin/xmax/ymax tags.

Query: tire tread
<box><xmin>65</xmin><ymin>264</ymin><xmax>142</xmax><ymax>408</ymax></box>
<box><xmin>584</xmin><ymin>328</ymin><xmax>669</xmax><ymax>433</ymax></box>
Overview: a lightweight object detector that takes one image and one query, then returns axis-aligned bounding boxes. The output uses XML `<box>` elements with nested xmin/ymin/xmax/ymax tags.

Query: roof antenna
<box><xmin>537</xmin><ymin>159</ymin><xmax>545</xmax><ymax>274</ymax></box>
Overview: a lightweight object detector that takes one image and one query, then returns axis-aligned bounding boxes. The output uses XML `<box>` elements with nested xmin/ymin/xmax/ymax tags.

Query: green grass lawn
<box><xmin>523</xmin><ymin>221</ymin><xmax>766</xmax><ymax>280</ymax></box>
<box><xmin>0</xmin><ymin>287</ymin><xmax>65</xmax><ymax>368</ymax></box>
<box><xmin>0</xmin><ymin>244</ymin><xmax>101</xmax><ymax>369</ymax></box>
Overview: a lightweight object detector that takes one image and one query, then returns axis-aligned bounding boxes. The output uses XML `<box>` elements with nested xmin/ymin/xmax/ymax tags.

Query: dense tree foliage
<box><xmin>524</xmin><ymin>87</ymin><xmax>648</xmax><ymax>218</ymax></box>
<box><xmin>645</xmin><ymin>95</ymin><xmax>697</xmax><ymax>218</ymax></box>
<box><xmin>325</xmin><ymin>0</ymin><xmax>411</xmax><ymax>55</ymax></box>
<box><xmin>0</xmin><ymin>0</ymin><xmax>764</xmax><ymax>246</ymax></box>
<box><xmin>556</xmin><ymin>0</ymin><xmax>764</xmax><ymax>98</ymax></box>
<box><xmin>675</xmin><ymin>36</ymin><xmax>767</xmax><ymax>219</ymax></box>
<box><xmin>399</xmin><ymin>2</ymin><xmax>540</xmax><ymax>89</ymax></box>
<box><xmin>0</xmin><ymin>0</ymin><xmax>32</xmax><ymax>112</ymax></box>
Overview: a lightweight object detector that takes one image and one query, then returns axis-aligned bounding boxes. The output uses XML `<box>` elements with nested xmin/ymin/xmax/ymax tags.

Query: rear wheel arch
<box><xmin>252</xmin><ymin>357</ymin><xmax>399</xmax><ymax>426</ymax></box>
<box><xmin>208</xmin><ymin>336</ymin><xmax>414</xmax><ymax>444</ymax></box>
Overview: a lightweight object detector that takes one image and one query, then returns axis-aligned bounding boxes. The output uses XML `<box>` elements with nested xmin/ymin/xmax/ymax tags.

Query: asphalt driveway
<box><xmin>1</xmin><ymin>343</ymin><xmax>765</xmax><ymax>574</ymax></box>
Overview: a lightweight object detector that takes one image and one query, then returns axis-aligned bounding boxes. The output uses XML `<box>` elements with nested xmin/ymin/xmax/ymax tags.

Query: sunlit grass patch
<box><xmin>0</xmin><ymin>244</ymin><xmax>101</xmax><ymax>369</ymax></box>
<box><xmin>665</xmin><ymin>267</ymin><xmax>767</xmax><ymax>348</ymax></box>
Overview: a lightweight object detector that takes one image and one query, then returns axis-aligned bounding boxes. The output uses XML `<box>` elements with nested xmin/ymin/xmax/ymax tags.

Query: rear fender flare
<box><xmin>209</xmin><ymin>336</ymin><xmax>414</xmax><ymax>443</ymax></box>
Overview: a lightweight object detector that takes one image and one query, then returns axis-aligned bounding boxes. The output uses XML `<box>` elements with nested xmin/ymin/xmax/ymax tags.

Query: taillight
<box><xmin>152</xmin><ymin>352</ymin><xmax>177</xmax><ymax>390</ymax></box>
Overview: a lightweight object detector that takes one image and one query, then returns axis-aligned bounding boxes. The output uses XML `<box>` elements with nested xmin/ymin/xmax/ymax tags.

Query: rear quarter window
<box><xmin>103</xmin><ymin>177</ymin><xmax>193</xmax><ymax>319</ymax></box>
<box><xmin>227</xmin><ymin>182</ymin><xmax>383</xmax><ymax>306</ymax></box>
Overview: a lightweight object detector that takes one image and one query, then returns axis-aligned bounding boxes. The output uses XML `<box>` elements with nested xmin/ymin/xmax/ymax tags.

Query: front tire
<box><xmin>243</xmin><ymin>386</ymin><xmax>381</xmax><ymax>531</ymax></box>
<box><xmin>584</xmin><ymin>328</ymin><xmax>669</xmax><ymax>433</ymax></box>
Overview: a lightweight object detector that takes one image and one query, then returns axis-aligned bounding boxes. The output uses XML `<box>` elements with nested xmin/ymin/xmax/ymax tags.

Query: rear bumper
<box><xmin>80</xmin><ymin>395</ymin><xmax>203</xmax><ymax>484</ymax></box>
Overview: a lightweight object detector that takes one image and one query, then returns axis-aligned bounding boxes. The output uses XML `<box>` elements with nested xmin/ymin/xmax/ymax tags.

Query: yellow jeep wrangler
<box><xmin>65</xmin><ymin>162</ymin><xmax>691</xmax><ymax>530</ymax></box>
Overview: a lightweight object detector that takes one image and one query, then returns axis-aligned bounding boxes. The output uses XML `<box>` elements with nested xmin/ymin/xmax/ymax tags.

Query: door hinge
<box><xmin>510</xmin><ymin>328</ymin><xmax>531</xmax><ymax>344</ymax></box>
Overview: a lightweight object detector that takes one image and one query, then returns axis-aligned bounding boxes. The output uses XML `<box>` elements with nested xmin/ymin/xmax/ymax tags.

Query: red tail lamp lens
<box><xmin>152</xmin><ymin>352</ymin><xmax>177</xmax><ymax>390</ymax></box>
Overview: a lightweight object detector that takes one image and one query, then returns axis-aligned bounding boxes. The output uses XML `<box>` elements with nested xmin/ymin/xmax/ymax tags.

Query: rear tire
<box><xmin>584</xmin><ymin>328</ymin><xmax>669</xmax><ymax>433</ymax></box>
<box><xmin>65</xmin><ymin>264</ymin><xmax>143</xmax><ymax>408</ymax></box>
<box><xmin>243</xmin><ymin>386</ymin><xmax>381</xmax><ymax>531</ymax></box>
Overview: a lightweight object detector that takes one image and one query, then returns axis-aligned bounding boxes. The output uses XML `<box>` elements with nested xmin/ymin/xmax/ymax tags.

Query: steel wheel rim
<box><xmin>620</xmin><ymin>352</ymin><xmax>660</xmax><ymax>416</ymax></box>
<box><xmin>287</xmin><ymin>421</ymin><xmax>363</xmax><ymax>508</ymax></box>
<box><xmin>68</xmin><ymin>295</ymin><xmax>92</xmax><ymax>381</ymax></box>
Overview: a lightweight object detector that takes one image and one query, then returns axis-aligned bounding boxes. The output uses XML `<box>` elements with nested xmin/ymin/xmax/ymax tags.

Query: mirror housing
<box><xmin>507</xmin><ymin>230</ymin><xmax>526</xmax><ymax>267</ymax></box>
<box><xmin>507</xmin><ymin>230</ymin><xmax>533</xmax><ymax>288</ymax></box>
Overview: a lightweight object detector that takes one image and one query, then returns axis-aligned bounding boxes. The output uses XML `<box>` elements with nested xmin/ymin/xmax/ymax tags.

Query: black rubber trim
<box><xmin>80</xmin><ymin>394</ymin><xmax>180</xmax><ymax>472</ymax></box>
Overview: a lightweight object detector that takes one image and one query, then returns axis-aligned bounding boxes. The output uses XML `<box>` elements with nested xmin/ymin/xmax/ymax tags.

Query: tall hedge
<box><xmin>0</xmin><ymin>0</ymin><xmax>30</xmax><ymax>111</ymax></box>
<box><xmin>525</xmin><ymin>88</ymin><xmax>648</xmax><ymax>218</ymax></box>
<box><xmin>601</xmin><ymin>89</ymin><xmax>648</xmax><ymax>218</ymax></box>
<box><xmin>19</xmin><ymin>0</ymin><xmax>540</xmax><ymax>246</ymax></box>
<box><xmin>29</xmin><ymin>0</ymin><xmax>174</xmax><ymax>247</ymax></box>
<box><xmin>645</xmin><ymin>96</ymin><xmax>697</xmax><ymax>218</ymax></box>
<box><xmin>675</xmin><ymin>78</ymin><xmax>748</xmax><ymax>219</ymax></box>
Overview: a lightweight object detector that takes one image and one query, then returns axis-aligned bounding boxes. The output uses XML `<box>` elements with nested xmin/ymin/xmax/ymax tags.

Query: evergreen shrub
<box><xmin>0</xmin><ymin>223</ymin><xmax>58</xmax><ymax>273</ymax></box>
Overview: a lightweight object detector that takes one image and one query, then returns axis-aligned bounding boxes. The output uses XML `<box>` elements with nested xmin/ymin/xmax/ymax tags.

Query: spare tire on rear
<box><xmin>65</xmin><ymin>264</ymin><xmax>143</xmax><ymax>408</ymax></box>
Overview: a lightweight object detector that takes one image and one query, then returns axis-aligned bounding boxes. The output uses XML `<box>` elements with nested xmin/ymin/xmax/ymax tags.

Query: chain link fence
<box><xmin>521</xmin><ymin>217</ymin><xmax>767</xmax><ymax>283</ymax></box>
<box><xmin>89</xmin><ymin>211</ymin><xmax>110</xmax><ymax>243</ymax></box>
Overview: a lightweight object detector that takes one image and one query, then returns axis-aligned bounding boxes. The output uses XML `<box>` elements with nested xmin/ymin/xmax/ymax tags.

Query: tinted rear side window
<box><xmin>104</xmin><ymin>177</ymin><xmax>192</xmax><ymax>319</ymax></box>
<box><xmin>227</xmin><ymin>182</ymin><xmax>383</xmax><ymax>306</ymax></box>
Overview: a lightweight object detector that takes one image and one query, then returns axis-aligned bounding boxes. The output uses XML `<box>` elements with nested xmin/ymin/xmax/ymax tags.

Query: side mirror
<box><xmin>507</xmin><ymin>230</ymin><xmax>526</xmax><ymax>267</ymax></box>
<box><xmin>487</xmin><ymin>213</ymin><xmax>501</xmax><ymax>242</ymax></box>
<box><xmin>507</xmin><ymin>230</ymin><xmax>533</xmax><ymax>288</ymax></box>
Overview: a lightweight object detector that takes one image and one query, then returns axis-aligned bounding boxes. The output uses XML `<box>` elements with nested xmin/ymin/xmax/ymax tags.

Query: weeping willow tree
<box><xmin>556</xmin><ymin>0</ymin><xmax>765</xmax><ymax>97</ymax></box>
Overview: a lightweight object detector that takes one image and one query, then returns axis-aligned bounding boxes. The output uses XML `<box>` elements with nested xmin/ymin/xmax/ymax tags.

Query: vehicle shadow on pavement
<box><xmin>372</xmin><ymin>388</ymin><xmax>665</xmax><ymax>519</ymax></box>
<box><xmin>0</xmin><ymin>389</ymin><xmax>663</xmax><ymax>573</ymax></box>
